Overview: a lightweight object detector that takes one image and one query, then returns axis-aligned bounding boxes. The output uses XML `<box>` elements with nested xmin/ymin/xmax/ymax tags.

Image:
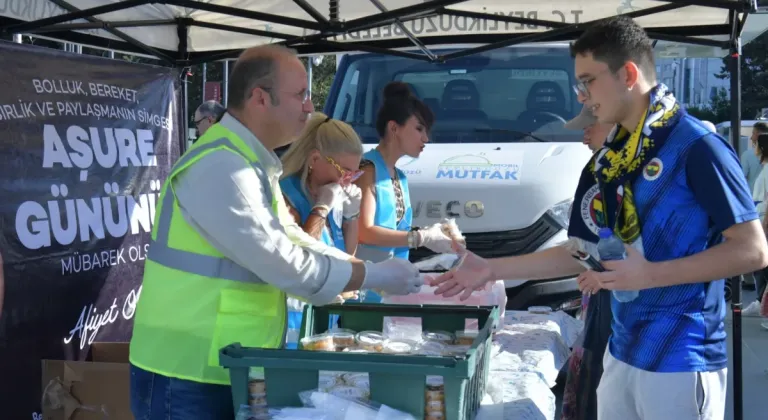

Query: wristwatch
<box><xmin>407</xmin><ymin>228</ymin><xmax>421</xmax><ymax>249</ymax></box>
<box><xmin>310</xmin><ymin>205</ymin><xmax>330</xmax><ymax>219</ymax></box>
<box><xmin>343</xmin><ymin>211</ymin><xmax>360</xmax><ymax>222</ymax></box>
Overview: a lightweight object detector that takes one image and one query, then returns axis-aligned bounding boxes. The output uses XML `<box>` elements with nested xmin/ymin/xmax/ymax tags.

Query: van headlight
<box><xmin>546</xmin><ymin>198</ymin><xmax>573</xmax><ymax>230</ymax></box>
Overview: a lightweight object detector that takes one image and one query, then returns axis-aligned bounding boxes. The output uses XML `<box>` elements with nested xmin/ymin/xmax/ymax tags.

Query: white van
<box><xmin>324</xmin><ymin>44</ymin><xmax>593</xmax><ymax>310</ymax></box>
<box><xmin>716</xmin><ymin>119</ymin><xmax>767</xmax><ymax>157</ymax></box>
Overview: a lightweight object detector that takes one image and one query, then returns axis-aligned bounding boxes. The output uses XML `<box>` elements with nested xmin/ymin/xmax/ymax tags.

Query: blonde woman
<box><xmin>280</xmin><ymin>113</ymin><xmax>365</xmax><ymax>345</ymax></box>
<box><xmin>280</xmin><ymin>112</ymin><xmax>364</xmax><ymax>255</ymax></box>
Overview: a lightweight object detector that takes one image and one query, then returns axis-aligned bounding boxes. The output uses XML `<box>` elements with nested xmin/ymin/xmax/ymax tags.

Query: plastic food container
<box><xmin>341</xmin><ymin>347</ymin><xmax>368</xmax><ymax>353</ymax></box>
<box><xmin>248</xmin><ymin>392</ymin><xmax>267</xmax><ymax>405</ymax></box>
<box><xmin>528</xmin><ymin>305</ymin><xmax>552</xmax><ymax>314</ymax></box>
<box><xmin>329</xmin><ymin>385</ymin><xmax>369</xmax><ymax>401</ymax></box>
<box><xmin>426</xmin><ymin>411</ymin><xmax>445</xmax><ymax>420</ymax></box>
<box><xmin>417</xmin><ymin>340</ymin><xmax>447</xmax><ymax>356</ymax></box>
<box><xmin>355</xmin><ymin>331</ymin><xmax>385</xmax><ymax>352</ymax></box>
<box><xmin>318</xmin><ymin>372</ymin><xmax>341</xmax><ymax>390</ymax></box>
<box><xmin>443</xmin><ymin>345</ymin><xmax>471</xmax><ymax>357</ymax></box>
<box><xmin>423</xmin><ymin>330</ymin><xmax>455</xmax><ymax>344</ymax></box>
<box><xmin>249</xmin><ymin>403</ymin><xmax>268</xmax><ymax>416</ymax></box>
<box><xmin>343</xmin><ymin>372</ymin><xmax>370</xmax><ymax>389</ymax></box>
<box><xmin>328</xmin><ymin>328</ymin><xmax>356</xmax><ymax>350</ymax></box>
<box><xmin>427</xmin><ymin>399</ymin><xmax>445</xmax><ymax>411</ymax></box>
<box><xmin>382</xmin><ymin>338</ymin><xmax>417</xmax><ymax>354</ymax></box>
<box><xmin>248</xmin><ymin>379</ymin><xmax>266</xmax><ymax>394</ymax></box>
<box><xmin>454</xmin><ymin>330</ymin><xmax>479</xmax><ymax>345</ymax></box>
<box><xmin>300</xmin><ymin>333</ymin><xmax>335</xmax><ymax>351</ymax></box>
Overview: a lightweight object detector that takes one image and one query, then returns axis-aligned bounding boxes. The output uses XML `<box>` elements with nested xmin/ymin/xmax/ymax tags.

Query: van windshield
<box><xmin>328</xmin><ymin>47</ymin><xmax>583</xmax><ymax>144</ymax></box>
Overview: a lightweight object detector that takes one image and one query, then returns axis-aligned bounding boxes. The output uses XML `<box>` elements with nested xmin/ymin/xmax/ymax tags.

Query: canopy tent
<box><xmin>0</xmin><ymin>1</ymin><xmax>766</xmax><ymax>65</ymax></box>
<box><xmin>0</xmin><ymin>5</ymin><xmax>763</xmax><ymax>419</ymax></box>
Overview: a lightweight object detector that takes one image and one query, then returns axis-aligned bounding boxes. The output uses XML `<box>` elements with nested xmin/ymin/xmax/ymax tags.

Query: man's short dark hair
<box><xmin>195</xmin><ymin>101</ymin><xmax>226</xmax><ymax>122</ymax></box>
<box><xmin>754</xmin><ymin>121</ymin><xmax>768</xmax><ymax>134</ymax></box>
<box><xmin>570</xmin><ymin>15</ymin><xmax>656</xmax><ymax>81</ymax></box>
<box><xmin>227</xmin><ymin>45</ymin><xmax>297</xmax><ymax>110</ymax></box>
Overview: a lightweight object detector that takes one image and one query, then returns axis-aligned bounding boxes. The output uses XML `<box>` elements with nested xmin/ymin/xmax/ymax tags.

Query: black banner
<box><xmin>0</xmin><ymin>41</ymin><xmax>180</xmax><ymax>418</ymax></box>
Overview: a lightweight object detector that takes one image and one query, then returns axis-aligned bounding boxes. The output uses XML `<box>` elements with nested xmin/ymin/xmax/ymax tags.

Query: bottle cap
<box><xmin>598</xmin><ymin>227</ymin><xmax>613</xmax><ymax>239</ymax></box>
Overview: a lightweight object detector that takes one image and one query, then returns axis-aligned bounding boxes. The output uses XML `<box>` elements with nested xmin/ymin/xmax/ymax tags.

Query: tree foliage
<box><xmin>184</xmin><ymin>56</ymin><xmax>337</xmax><ymax>125</ymax></box>
<box><xmin>715</xmin><ymin>30</ymin><xmax>768</xmax><ymax>119</ymax></box>
<box><xmin>687</xmin><ymin>88</ymin><xmax>731</xmax><ymax>123</ymax></box>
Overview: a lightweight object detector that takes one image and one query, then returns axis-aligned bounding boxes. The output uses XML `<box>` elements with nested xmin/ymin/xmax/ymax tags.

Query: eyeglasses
<box><xmin>194</xmin><ymin>116</ymin><xmax>209</xmax><ymax>126</ymax></box>
<box><xmin>572</xmin><ymin>68</ymin><xmax>613</xmax><ymax>98</ymax></box>
<box><xmin>259</xmin><ymin>86</ymin><xmax>311</xmax><ymax>104</ymax></box>
<box><xmin>326</xmin><ymin>156</ymin><xmax>363</xmax><ymax>182</ymax></box>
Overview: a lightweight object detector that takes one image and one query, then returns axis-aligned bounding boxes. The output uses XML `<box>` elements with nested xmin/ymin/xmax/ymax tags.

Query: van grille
<box><xmin>409</xmin><ymin>215</ymin><xmax>561</xmax><ymax>262</ymax></box>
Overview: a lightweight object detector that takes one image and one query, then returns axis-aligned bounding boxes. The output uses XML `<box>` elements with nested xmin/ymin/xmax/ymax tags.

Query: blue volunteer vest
<box><xmin>279</xmin><ymin>175</ymin><xmax>349</xmax><ymax>346</ymax></box>
<box><xmin>358</xmin><ymin>148</ymin><xmax>413</xmax><ymax>260</ymax></box>
<box><xmin>280</xmin><ymin>174</ymin><xmax>346</xmax><ymax>250</ymax></box>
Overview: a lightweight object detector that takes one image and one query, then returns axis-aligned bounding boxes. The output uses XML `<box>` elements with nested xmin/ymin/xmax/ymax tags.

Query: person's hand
<box><xmin>362</xmin><ymin>259</ymin><xmax>422</xmax><ymax>295</ymax></box>
<box><xmin>440</xmin><ymin>218</ymin><xmax>466</xmax><ymax>246</ymax></box>
<box><xmin>588</xmin><ymin>244</ymin><xmax>655</xmax><ymax>291</ymax></box>
<box><xmin>315</xmin><ymin>183</ymin><xmax>344</xmax><ymax>211</ymax></box>
<box><xmin>341</xmin><ymin>184</ymin><xmax>362</xmax><ymax>219</ymax></box>
<box><xmin>329</xmin><ymin>291</ymin><xmax>360</xmax><ymax>304</ymax></box>
<box><xmin>427</xmin><ymin>240</ymin><xmax>495</xmax><ymax>300</ymax></box>
<box><xmin>340</xmin><ymin>290</ymin><xmax>359</xmax><ymax>300</ymax></box>
<box><xmin>577</xmin><ymin>270</ymin><xmax>602</xmax><ymax>295</ymax></box>
<box><xmin>418</xmin><ymin>223</ymin><xmax>455</xmax><ymax>254</ymax></box>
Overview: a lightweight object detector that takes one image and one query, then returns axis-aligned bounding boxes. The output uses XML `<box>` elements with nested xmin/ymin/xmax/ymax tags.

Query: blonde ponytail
<box><xmin>280</xmin><ymin>112</ymin><xmax>363</xmax><ymax>193</ymax></box>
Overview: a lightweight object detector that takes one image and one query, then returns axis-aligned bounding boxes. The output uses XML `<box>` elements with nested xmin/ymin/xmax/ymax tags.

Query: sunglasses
<box><xmin>326</xmin><ymin>156</ymin><xmax>364</xmax><ymax>183</ymax></box>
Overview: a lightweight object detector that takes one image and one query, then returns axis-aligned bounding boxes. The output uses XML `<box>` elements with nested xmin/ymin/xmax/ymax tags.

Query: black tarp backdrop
<box><xmin>0</xmin><ymin>40</ymin><xmax>180</xmax><ymax>418</ymax></box>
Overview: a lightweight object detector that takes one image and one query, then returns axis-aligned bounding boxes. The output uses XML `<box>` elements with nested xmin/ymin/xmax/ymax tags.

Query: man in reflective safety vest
<box><xmin>129</xmin><ymin>45</ymin><xmax>423</xmax><ymax>420</ymax></box>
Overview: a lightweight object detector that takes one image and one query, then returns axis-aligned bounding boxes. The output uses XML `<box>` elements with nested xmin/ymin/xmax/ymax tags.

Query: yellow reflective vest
<box><xmin>129</xmin><ymin>123</ymin><xmax>287</xmax><ymax>385</ymax></box>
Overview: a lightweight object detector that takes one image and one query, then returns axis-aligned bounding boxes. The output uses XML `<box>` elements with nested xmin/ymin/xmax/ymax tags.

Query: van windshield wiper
<box><xmin>473</xmin><ymin>127</ymin><xmax>549</xmax><ymax>143</ymax></box>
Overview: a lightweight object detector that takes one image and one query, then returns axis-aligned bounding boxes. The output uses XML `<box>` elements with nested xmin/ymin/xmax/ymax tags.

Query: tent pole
<box><xmin>223</xmin><ymin>60</ymin><xmax>229</xmax><ymax>107</ymax></box>
<box><xmin>202</xmin><ymin>63</ymin><xmax>207</xmax><ymax>101</ymax></box>
<box><xmin>728</xmin><ymin>8</ymin><xmax>743</xmax><ymax>420</ymax></box>
<box><xmin>178</xmin><ymin>19</ymin><xmax>190</xmax><ymax>154</ymax></box>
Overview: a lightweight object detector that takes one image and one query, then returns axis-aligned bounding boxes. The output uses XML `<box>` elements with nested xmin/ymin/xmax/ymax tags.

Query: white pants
<box><xmin>597</xmin><ymin>350</ymin><xmax>727</xmax><ymax>420</ymax></box>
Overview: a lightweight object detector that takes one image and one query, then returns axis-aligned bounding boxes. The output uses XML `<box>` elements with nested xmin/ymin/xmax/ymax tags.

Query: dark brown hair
<box><xmin>375</xmin><ymin>81</ymin><xmax>434</xmax><ymax>137</ymax></box>
<box><xmin>757</xmin><ymin>134</ymin><xmax>768</xmax><ymax>163</ymax></box>
<box><xmin>570</xmin><ymin>16</ymin><xmax>656</xmax><ymax>81</ymax></box>
<box><xmin>754</xmin><ymin>121</ymin><xmax>768</xmax><ymax>135</ymax></box>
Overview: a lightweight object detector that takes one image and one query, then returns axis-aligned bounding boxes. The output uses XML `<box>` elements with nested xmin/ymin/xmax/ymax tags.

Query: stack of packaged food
<box><xmin>300</xmin><ymin>328</ymin><xmax>478</xmax><ymax>355</ymax></box>
<box><xmin>247</xmin><ymin>370</ymin><xmax>268</xmax><ymax>418</ymax></box>
<box><xmin>425</xmin><ymin>376</ymin><xmax>445</xmax><ymax>420</ymax></box>
<box><xmin>299</xmin><ymin>327</ymin><xmax>481</xmax><ymax>419</ymax></box>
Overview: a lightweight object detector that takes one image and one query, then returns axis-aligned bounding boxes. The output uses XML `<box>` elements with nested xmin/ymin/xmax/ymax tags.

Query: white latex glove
<box><xmin>440</xmin><ymin>218</ymin><xmax>466</xmax><ymax>246</ymax></box>
<box><xmin>341</xmin><ymin>183</ymin><xmax>362</xmax><ymax>219</ymax></box>
<box><xmin>417</xmin><ymin>223</ymin><xmax>456</xmax><ymax>254</ymax></box>
<box><xmin>362</xmin><ymin>259</ymin><xmax>422</xmax><ymax>295</ymax></box>
<box><xmin>315</xmin><ymin>183</ymin><xmax>344</xmax><ymax>211</ymax></box>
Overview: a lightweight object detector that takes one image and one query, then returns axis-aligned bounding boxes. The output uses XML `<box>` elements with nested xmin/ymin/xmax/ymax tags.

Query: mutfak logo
<box><xmin>617</xmin><ymin>0</ymin><xmax>641</xmax><ymax>14</ymax></box>
<box><xmin>436</xmin><ymin>153</ymin><xmax>520</xmax><ymax>181</ymax></box>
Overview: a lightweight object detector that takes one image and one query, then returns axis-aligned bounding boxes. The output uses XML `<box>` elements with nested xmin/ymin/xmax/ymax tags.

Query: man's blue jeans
<box><xmin>130</xmin><ymin>364</ymin><xmax>235</xmax><ymax>420</ymax></box>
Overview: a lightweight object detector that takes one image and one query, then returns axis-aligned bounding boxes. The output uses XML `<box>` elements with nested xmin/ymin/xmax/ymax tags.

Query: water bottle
<box><xmin>285</xmin><ymin>309</ymin><xmax>303</xmax><ymax>350</ymax></box>
<box><xmin>597</xmin><ymin>227</ymin><xmax>639</xmax><ymax>303</ymax></box>
<box><xmin>235</xmin><ymin>404</ymin><xmax>252</xmax><ymax>420</ymax></box>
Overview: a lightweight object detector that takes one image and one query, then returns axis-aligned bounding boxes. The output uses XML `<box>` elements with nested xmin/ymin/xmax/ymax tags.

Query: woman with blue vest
<box><xmin>354</xmin><ymin>82</ymin><xmax>456</xmax><ymax>274</ymax></box>
<box><xmin>280</xmin><ymin>112</ymin><xmax>366</xmax><ymax>346</ymax></box>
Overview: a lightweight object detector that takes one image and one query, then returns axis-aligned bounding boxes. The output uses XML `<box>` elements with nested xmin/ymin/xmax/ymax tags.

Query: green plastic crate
<box><xmin>220</xmin><ymin>302</ymin><xmax>500</xmax><ymax>420</ymax></box>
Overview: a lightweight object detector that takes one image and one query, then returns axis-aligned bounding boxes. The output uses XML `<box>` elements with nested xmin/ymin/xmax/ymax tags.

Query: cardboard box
<box><xmin>41</xmin><ymin>342</ymin><xmax>132</xmax><ymax>420</ymax></box>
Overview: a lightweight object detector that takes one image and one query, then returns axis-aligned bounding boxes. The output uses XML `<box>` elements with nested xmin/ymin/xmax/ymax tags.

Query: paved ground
<box><xmin>553</xmin><ymin>289</ymin><xmax>768</xmax><ymax>420</ymax></box>
<box><xmin>725</xmin><ymin>290</ymin><xmax>768</xmax><ymax>420</ymax></box>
